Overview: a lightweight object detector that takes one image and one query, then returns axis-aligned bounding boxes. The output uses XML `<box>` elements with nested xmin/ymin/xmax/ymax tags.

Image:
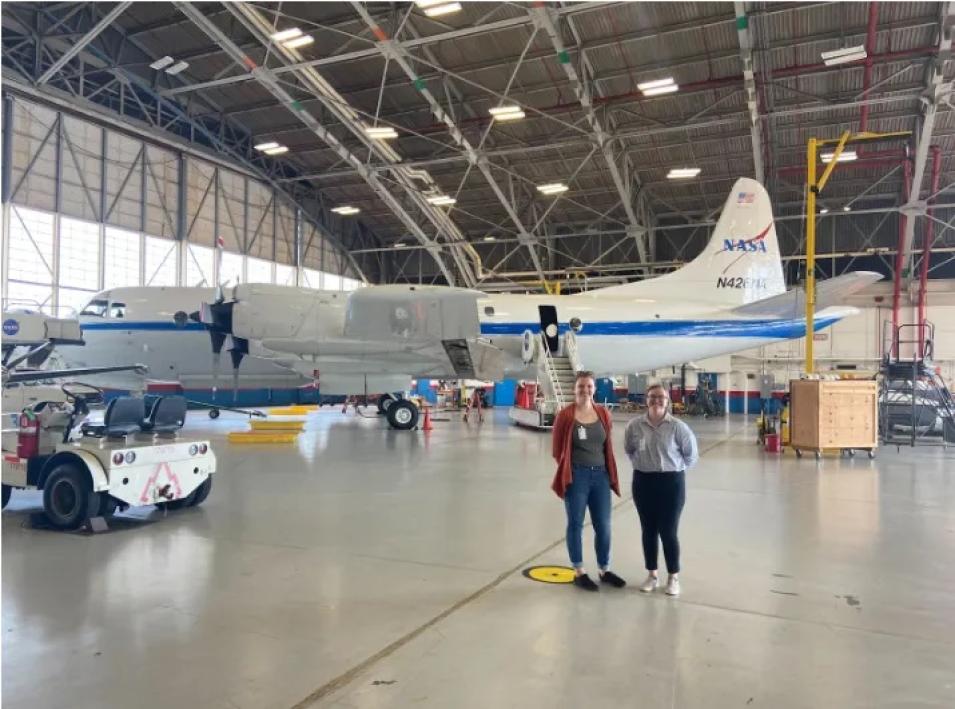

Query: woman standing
<box><xmin>552</xmin><ymin>371</ymin><xmax>627</xmax><ymax>592</ymax></box>
<box><xmin>624</xmin><ymin>384</ymin><xmax>699</xmax><ymax>596</ymax></box>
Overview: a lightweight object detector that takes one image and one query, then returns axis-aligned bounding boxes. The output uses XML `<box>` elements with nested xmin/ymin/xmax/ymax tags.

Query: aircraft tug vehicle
<box><xmin>2</xmin><ymin>385</ymin><xmax>215</xmax><ymax>530</ymax></box>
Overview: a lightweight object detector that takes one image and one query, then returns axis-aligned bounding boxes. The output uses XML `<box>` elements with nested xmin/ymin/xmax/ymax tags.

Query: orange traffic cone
<box><xmin>422</xmin><ymin>407</ymin><xmax>434</xmax><ymax>431</ymax></box>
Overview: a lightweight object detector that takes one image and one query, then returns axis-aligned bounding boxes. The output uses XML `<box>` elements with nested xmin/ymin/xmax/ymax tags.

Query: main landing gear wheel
<box><xmin>42</xmin><ymin>463</ymin><xmax>100</xmax><ymax>530</ymax></box>
<box><xmin>377</xmin><ymin>394</ymin><xmax>397</xmax><ymax>415</ymax></box>
<box><xmin>386</xmin><ymin>399</ymin><xmax>419</xmax><ymax>430</ymax></box>
<box><xmin>208</xmin><ymin>408</ymin><xmax>220</xmax><ymax>419</ymax></box>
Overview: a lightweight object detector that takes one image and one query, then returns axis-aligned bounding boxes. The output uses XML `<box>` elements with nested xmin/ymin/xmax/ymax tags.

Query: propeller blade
<box><xmin>228</xmin><ymin>337</ymin><xmax>249</xmax><ymax>403</ymax></box>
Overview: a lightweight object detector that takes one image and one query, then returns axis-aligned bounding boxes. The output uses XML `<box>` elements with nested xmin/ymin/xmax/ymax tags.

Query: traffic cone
<box><xmin>422</xmin><ymin>407</ymin><xmax>434</xmax><ymax>431</ymax></box>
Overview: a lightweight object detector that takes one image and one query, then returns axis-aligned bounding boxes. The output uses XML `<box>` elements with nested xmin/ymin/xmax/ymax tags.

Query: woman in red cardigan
<box><xmin>551</xmin><ymin>371</ymin><xmax>626</xmax><ymax>591</ymax></box>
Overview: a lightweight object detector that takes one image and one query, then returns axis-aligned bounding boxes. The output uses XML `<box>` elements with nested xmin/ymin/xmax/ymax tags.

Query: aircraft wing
<box><xmin>730</xmin><ymin>271</ymin><xmax>881</xmax><ymax>318</ymax></box>
<box><xmin>3</xmin><ymin>364</ymin><xmax>148</xmax><ymax>385</ymax></box>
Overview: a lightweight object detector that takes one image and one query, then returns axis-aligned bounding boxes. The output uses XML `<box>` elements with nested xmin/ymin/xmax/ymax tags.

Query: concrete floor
<box><xmin>3</xmin><ymin>408</ymin><xmax>955</xmax><ymax>708</ymax></box>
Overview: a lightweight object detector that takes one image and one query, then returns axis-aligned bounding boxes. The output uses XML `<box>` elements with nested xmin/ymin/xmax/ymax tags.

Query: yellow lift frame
<box><xmin>804</xmin><ymin>130</ymin><xmax>910</xmax><ymax>372</ymax></box>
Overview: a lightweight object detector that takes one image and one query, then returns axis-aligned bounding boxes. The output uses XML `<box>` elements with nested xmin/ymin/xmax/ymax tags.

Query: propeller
<box><xmin>228</xmin><ymin>337</ymin><xmax>249</xmax><ymax>403</ymax></box>
<box><xmin>198</xmin><ymin>295</ymin><xmax>236</xmax><ymax>401</ymax></box>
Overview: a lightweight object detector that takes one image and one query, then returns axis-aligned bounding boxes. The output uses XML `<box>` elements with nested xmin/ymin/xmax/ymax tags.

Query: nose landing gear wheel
<box><xmin>386</xmin><ymin>399</ymin><xmax>419</xmax><ymax>430</ymax></box>
<box><xmin>377</xmin><ymin>394</ymin><xmax>396</xmax><ymax>415</ymax></box>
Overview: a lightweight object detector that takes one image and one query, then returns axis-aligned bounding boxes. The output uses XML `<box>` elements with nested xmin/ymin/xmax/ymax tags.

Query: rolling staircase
<box><xmin>879</xmin><ymin>322</ymin><xmax>955</xmax><ymax>447</ymax></box>
<box><xmin>509</xmin><ymin>330</ymin><xmax>582</xmax><ymax>429</ymax></box>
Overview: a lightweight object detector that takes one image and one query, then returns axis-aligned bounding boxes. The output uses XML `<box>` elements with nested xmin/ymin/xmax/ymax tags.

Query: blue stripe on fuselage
<box><xmin>80</xmin><ymin>314</ymin><xmax>842</xmax><ymax>339</ymax></box>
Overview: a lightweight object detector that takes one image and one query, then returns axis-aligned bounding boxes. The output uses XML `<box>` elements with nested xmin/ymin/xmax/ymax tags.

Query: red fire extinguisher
<box><xmin>16</xmin><ymin>410</ymin><xmax>40</xmax><ymax>459</ymax></box>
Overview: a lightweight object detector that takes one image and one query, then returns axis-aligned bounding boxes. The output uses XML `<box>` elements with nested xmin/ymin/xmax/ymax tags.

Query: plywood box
<box><xmin>789</xmin><ymin>379</ymin><xmax>878</xmax><ymax>451</ymax></box>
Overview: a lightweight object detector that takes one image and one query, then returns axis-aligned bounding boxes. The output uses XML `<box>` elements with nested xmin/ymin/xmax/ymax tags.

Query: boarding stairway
<box><xmin>509</xmin><ymin>330</ymin><xmax>582</xmax><ymax>428</ymax></box>
<box><xmin>879</xmin><ymin>322</ymin><xmax>955</xmax><ymax>447</ymax></box>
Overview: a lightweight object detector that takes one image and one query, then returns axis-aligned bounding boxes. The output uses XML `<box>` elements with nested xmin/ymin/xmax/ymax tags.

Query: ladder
<box><xmin>538</xmin><ymin>333</ymin><xmax>576</xmax><ymax>409</ymax></box>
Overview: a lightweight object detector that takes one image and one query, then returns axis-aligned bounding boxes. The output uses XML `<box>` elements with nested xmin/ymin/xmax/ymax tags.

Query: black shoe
<box><xmin>573</xmin><ymin>573</ymin><xmax>599</xmax><ymax>592</ymax></box>
<box><xmin>600</xmin><ymin>570</ymin><xmax>627</xmax><ymax>588</ymax></box>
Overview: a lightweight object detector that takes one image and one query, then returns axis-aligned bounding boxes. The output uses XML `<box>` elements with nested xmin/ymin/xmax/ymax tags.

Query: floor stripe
<box><xmin>289</xmin><ymin>426</ymin><xmax>742</xmax><ymax>708</ymax></box>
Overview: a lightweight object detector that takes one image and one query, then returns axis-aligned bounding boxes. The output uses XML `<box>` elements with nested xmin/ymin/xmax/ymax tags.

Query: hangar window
<box><xmin>302</xmin><ymin>268</ymin><xmax>322</xmax><ymax>290</ymax></box>
<box><xmin>80</xmin><ymin>299</ymin><xmax>108</xmax><ymax>317</ymax></box>
<box><xmin>275</xmin><ymin>263</ymin><xmax>296</xmax><ymax>287</ymax></box>
<box><xmin>104</xmin><ymin>227</ymin><xmax>141</xmax><ymax>289</ymax></box>
<box><xmin>186</xmin><ymin>244</ymin><xmax>214</xmax><ymax>287</ymax></box>
<box><xmin>219</xmin><ymin>250</ymin><xmax>244</xmax><ymax>287</ymax></box>
<box><xmin>247</xmin><ymin>257</ymin><xmax>273</xmax><ymax>284</ymax></box>
<box><xmin>144</xmin><ymin>236</ymin><xmax>176</xmax><ymax>286</ymax></box>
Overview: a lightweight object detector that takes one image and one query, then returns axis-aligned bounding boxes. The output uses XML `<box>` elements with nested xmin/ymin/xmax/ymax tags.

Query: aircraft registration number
<box><xmin>716</xmin><ymin>277</ymin><xmax>767</xmax><ymax>289</ymax></box>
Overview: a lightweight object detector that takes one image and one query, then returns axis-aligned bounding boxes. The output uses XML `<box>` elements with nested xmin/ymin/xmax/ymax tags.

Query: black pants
<box><xmin>632</xmin><ymin>471</ymin><xmax>686</xmax><ymax>574</ymax></box>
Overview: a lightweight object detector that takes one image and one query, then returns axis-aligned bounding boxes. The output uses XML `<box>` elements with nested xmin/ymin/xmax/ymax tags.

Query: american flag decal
<box><xmin>737</xmin><ymin>192</ymin><xmax>755</xmax><ymax>205</ymax></box>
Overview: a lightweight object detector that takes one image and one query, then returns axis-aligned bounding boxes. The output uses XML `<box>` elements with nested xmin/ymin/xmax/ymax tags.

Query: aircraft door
<box><xmin>538</xmin><ymin>305</ymin><xmax>560</xmax><ymax>354</ymax></box>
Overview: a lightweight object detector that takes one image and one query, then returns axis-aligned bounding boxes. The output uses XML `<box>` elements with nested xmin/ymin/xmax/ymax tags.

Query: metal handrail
<box><xmin>538</xmin><ymin>333</ymin><xmax>566</xmax><ymax>405</ymax></box>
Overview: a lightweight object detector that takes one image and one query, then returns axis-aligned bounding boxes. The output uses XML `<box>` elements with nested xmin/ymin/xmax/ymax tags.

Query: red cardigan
<box><xmin>550</xmin><ymin>404</ymin><xmax>620</xmax><ymax>499</ymax></box>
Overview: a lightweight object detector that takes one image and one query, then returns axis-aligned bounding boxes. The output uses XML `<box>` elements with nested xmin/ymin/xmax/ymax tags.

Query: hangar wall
<box><xmin>1</xmin><ymin>96</ymin><xmax>364</xmax><ymax>314</ymax></box>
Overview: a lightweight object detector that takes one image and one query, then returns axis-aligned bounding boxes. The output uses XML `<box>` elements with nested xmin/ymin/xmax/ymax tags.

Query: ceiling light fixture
<box><xmin>427</xmin><ymin>195</ymin><xmax>457</xmax><ymax>206</ymax></box>
<box><xmin>821</xmin><ymin>45</ymin><xmax>867</xmax><ymax>66</ymax></box>
<box><xmin>666</xmin><ymin>168</ymin><xmax>701</xmax><ymax>179</ymax></box>
<box><xmin>416</xmin><ymin>1</ymin><xmax>463</xmax><ymax>17</ymax></box>
<box><xmin>483</xmin><ymin>235</ymin><xmax>496</xmax><ymax>242</ymax></box>
<box><xmin>282</xmin><ymin>35</ymin><xmax>314</xmax><ymax>49</ymax></box>
<box><xmin>638</xmin><ymin>77</ymin><xmax>678</xmax><ymax>97</ymax></box>
<box><xmin>843</xmin><ymin>205</ymin><xmax>852</xmax><ymax>212</ymax></box>
<box><xmin>264</xmin><ymin>145</ymin><xmax>289</xmax><ymax>155</ymax></box>
<box><xmin>821</xmin><ymin>150</ymin><xmax>858</xmax><ymax>163</ymax></box>
<box><xmin>536</xmin><ymin>182</ymin><xmax>569</xmax><ymax>195</ymax></box>
<box><xmin>149</xmin><ymin>56</ymin><xmax>174</xmax><ymax>70</ymax></box>
<box><xmin>488</xmin><ymin>105</ymin><xmax>525</xmax><ymax>121</ymax></box>
<box><xmin>166</xmin><ymin>61</ymin><xmax>189</xmax><ymax>76</ymax></box>
<box><xmin>365</xmin><ymin>126</ymin><xmax>399</xmax><ymax>140</ymax></box>
<box><xmin>331</xmin><ymin>206</ymin><xmax>360</xmax><ymax>216</ymax></box>
<box><xmin>254</xmin><ymin>141</ymin><xmax>280</xmax><ymax>151</ymax></box>
<box><xmin>271</xmin><ymin>28</ymin><xmax>303</xmax><ymax>42</ymax></box>
<box><xmin>820</xmin><ymin>208</ymin><xmax>830</xmax><ymax>214</ymax></box>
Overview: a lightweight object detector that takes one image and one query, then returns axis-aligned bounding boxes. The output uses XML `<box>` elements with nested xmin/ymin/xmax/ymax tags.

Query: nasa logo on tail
<box><xmin>2</xmin><ymin>319</ymin><xmax>19</xmax><ymax>336</ymax></box>
<box><xmin>719</xmin><ymin>222</ymin><xmax>773</xmax><ymax>254</ymax></box>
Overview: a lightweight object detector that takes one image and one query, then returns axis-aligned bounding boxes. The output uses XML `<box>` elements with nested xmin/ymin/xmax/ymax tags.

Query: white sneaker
<box><xmin>665</xmin><ymin>575</ymin><xmax>681</xmax><ymax>596</ymax></box>
<box><xmin>639</xmin><ymin>573</ymin><xmax>659</xmax><ymax>593</ymax></box>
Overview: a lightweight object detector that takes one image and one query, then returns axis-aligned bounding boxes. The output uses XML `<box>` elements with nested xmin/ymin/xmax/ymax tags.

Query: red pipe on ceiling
<box><xmin>859</xmin><ymin>2</ymin><xmax>880</xmax><ymax>132</ymax></box>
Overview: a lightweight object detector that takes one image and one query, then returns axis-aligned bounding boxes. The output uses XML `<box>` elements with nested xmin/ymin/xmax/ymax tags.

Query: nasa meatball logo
<box><xmin>2</xmin><ymin>319</ymin><xmax>20</xmax><ymax>336</ymax></box>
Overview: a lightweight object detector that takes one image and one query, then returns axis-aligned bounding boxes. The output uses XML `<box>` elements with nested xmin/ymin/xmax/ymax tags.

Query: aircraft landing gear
<box><xmin>386</xmin><ymin>399</ymin><xmax>419</xmax><ymax>430</ymax></box>
<box><xmin>377</xmin><ymin>393</ymin><xmax>397</xmax><ymax>415</ymax></box>
<box><xmin>208</xmin><ymin>408</ymin><xmax>220</xmax><ymax>419</ymax></box>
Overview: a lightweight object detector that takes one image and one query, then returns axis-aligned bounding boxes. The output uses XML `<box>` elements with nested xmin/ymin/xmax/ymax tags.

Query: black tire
<box><xmin>42</xmin><ymin>463</ymin><xmax>100</xmax><ymax>530</ymax></box>
<box><xmin>386</xmin><ymin>399</ymin><xmax>419</xmax><ymax>430</ymax></box>
<box><xmin>868</xmin><ymin>450</ymin><xmax>876</xmax><ymax>459</ymax></box>
<box><xmin>377</xmin><ymin>394</ymin><xmax>395</xmax><ymax>415</ymax></box>
<box><xmin>208</xmin><ymin>408</ymin><xmax>220</xmax><ymax>419</ymax></box>
<box><xmin>795</xmin><ymin>449</ymin><xmax>803</xmax><ymax>458</ymax></box>
<box><xmin>99</xmin><ymin>494</ymin><xmax>119</xmax><ymax>517</ymax></box>
<box><xmin>188</xmin><ymin>476</ymin><xmax>212</xmax><ymax>507</ymax></box>
<box><xmin>2</xmin><ymin>484</ymin><xmax>11</xmax><ymax>509</ymax></box>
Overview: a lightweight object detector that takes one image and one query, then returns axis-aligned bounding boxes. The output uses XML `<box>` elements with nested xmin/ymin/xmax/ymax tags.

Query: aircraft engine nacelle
<box><xmin>227</xmin><ymin>284</ymin><xmax>342</xmax><ymax>342</ymax></box>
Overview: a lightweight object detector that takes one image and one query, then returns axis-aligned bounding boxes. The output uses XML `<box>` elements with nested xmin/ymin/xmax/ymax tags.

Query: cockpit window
<box><xmin>109</xmin><ymin>302</ymin><xmax>126</xmax><ymax>319</ymax></box>
<box><xmin>80</xmin><ymin>299</ymin><xmax>108</xmax><ymax>317</ymax></box>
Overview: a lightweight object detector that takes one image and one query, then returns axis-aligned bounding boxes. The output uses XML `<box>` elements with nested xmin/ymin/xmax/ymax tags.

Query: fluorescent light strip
<box><xmin>483</xmin><ymin>236</ymin><xmax>496</xmax><ymax>242</ymax></box>
<box><xmin>332</xmin><ymin>206</ymin><xmax>359</xmax><ymax>215</ymax></box>
<box><xmin>424</xmin><ymin>3</ymin><xmax>462</xmax><ymax>17</ymax></box>
<box><xmin>821</xmin><ymin>150</ymin><xmax>857</xmax><ymax>163</ymax></box>
<box><xmin>264</xmin><ymin>146</ymin><xmax>289</xmax><ymax>155</ymax></box>
<box><xmin>149</xmin><ymin>56</ymin><xmax>174</xmax><ymax>70</ymax></box>
<box><xmin>489</xmin><ymin>105</ymin><xmax>523</xmax><ymax>116</ymax></box>
<box><xmin>489</xmin><ymin>107</ymin><xmax>525</xmax><ymax>121</ymax></box>
<box><xmin>537</xmin><ymin>183</ymin><xmax>568</xmax><ymax>195</ymax></box>
<box><xmin>642</xmin><ymin>84</ymin><xmax>679</xmax><ymax>96</ymax></box>
<box><xmin>365</xmin><ymin>126</ymin><xmax>398</xmax><ymax>139</ymax></box>
<box><xmin>254</xmin><ymin>141</ymin><xmax>279</xmax><ymax>151</ymax></box>
<box><xmin>821</xmin><ymin>45</ymin><xmax>866</xmax><ymax>66</ymax></box>
<box><xmin>271</xmin><ymin>28</ymin><xmax>302</xmax><ymax>42</ymax></box>
<box><xmin>666</xmin><ymin>168</ymin><xmax>701</xmax><ymax>179</ymax></box>
<box><xmin>415</xmin><ymin>0</ymin><xmax>448</xmax><ymax>7</ymax></box>
<box><xmin>427</xmin><ymin>195</ymin><xmax>457</xmax><ymax>205</ymax></box>
<box><xmin>636</xmin><ymin>77</ymin><xmax>675</xmax><ymax>91</ymax></box>
<box><xmin>283</xmin><ymin>35</ymin><xmax>314</xmax><ymax>49</ymax></box>
<box><xmin>166</xmin><ymin>61</ymin><xmax>189</xmax><ymax>76</ymax></box>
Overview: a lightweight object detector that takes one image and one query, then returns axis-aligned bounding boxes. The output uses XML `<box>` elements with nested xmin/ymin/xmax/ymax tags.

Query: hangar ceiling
<box><xmin>2</xmin><ymin>1</ymin><xmax>954</xmax><ymax>290</ymax></box>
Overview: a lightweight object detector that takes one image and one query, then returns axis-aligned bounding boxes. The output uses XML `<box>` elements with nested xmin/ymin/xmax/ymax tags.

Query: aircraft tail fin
<box><xmin>588</xmin><ymin>177</ymin><xmax>787</xmax><ymax>306</ymax></box>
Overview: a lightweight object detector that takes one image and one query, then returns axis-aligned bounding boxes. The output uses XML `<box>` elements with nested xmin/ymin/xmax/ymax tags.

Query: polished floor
<box><xmin>3</xmin><ymin>407</ymin><xmax>954</xmax><ymax>708</ymax></box>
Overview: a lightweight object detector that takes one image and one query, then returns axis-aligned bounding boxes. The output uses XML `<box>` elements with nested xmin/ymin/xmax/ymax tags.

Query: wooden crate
<box><xmin>789</xmin><ymin>379</ymin><xmax>878</xmax><ymax>452</ymax></box>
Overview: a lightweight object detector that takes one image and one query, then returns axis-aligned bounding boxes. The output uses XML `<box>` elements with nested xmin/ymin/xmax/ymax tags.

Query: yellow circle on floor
<box><xmin>523</xmin><ymin>566</ymin><xmax>576</xmax><ymax>584</ymax></box>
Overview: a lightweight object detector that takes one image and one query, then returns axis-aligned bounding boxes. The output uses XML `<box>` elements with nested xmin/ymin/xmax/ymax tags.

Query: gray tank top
<box><xmin>571</xmin><ymin>419</ymin><xmax>607</xmax><ymax>467</ymax></box>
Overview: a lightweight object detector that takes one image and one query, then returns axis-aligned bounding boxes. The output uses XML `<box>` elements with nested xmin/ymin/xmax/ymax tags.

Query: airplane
<box><xmin>49</xmin><ymin>177</ymin><xmax>881</xmax><ymax>428</ymax></box>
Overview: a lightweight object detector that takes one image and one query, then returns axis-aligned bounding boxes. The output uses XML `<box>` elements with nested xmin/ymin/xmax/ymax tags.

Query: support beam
<box><xmin>36</xmin><ymin>2</ymin><xmax>133</xmax><ymax>85</ymax></box>
<box><xmin>733</xmin><ymin>2</ymin><xmax>765</xmax><ymax>183</ymax></box>
<box><xmin>530</xmin><ymin>5</ymin><xmax>649</xmax><ymax>264</ymax></box>
<box><xmin>350</xmin><ymin>2</ymin><xmax>545</xmax><ymax>280</ymax></box>
<box><xmin>899</xmin><ymin>0</ymin><xmax>954</xmax><ymax>284</ymax></box>
<box><xmin>173</xmin><ymin>1</ymin><xmax>467</xmax><ymax>286</ymax></box>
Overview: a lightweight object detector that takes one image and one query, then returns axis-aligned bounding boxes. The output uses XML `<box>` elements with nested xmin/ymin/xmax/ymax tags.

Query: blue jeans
<box><xmin>564</xmin><ymin>465</ymin><xmax>612</xmax><ymax>569</ymax></box>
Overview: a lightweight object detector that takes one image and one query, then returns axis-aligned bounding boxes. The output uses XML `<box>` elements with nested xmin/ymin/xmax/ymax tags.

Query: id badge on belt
<box><xmin>578</xmin><ymin>425</ymin><xmax>587</xmax><ymax>441</ymax></box>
